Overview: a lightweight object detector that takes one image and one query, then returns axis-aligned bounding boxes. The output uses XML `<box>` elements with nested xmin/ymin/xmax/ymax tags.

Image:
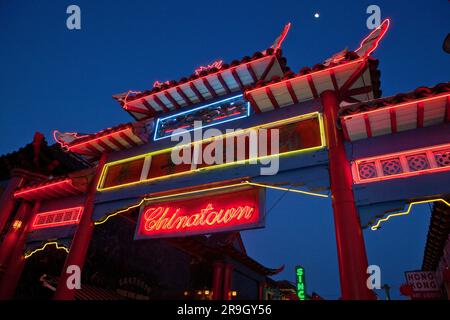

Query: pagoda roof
<box><xmin>340</xmin><ymin>82</ymin><xmax>450</xmax><ymax>141</ymax></box>
<box><xmin>169</xmin><ymin>233</ymin><xmax>284</xmax><ymax>276</ymax></box>
<box><xmin>272</xmin><ymin>280</ymin><xmax>296</xmax><ymax>290</ymax></box>
<box><xmin>54</xmin><ymin>21</ymin><xmax>392</xmax><ymax>158</ymax></box>
<box><xmin>244</xmin><ymin>53</ymin><xmax>381</xmax><ymax>112</ymax></box>
<box><xmin>13</xmin><ymin>168</ymin><xmax>95</xmax><ymax>201</ymax></box>
<box><xmin>113</xmin><ymin>48</ymin><xmax>287</xmax><ymax>120</ymax></box>
<box><xmin>113</xmin><ymin>20</ymin><xmax>390</xmax><ymax>120</ymax></box>
<box><xmin>241</xmin><ymin>19</ymin><xmax>390</xmax><ymax>113</ymax></box>
<box><xmin>0</xmin><ymin>134</ymin><xmax>90</xmax><ymax>181</ymax></box>
<box><xmin>54</xmin><ymin>121</ymin><xmax>150</xmax><ymax>159</ymax></box>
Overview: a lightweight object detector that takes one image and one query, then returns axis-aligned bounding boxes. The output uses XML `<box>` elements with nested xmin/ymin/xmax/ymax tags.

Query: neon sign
<box><xmin>14</xmin><ymin>179</ymin><xmax>73</xmax><ymax>198</ymax></box>
<box><xmin>354</xmin><ymin>19</ymin><xmax>390</xmax><ymax>57</ymax></box>
<box><xmin>98</xmin><ymin>112</ymin><xmax>325</xmax><ymax>191</ymax></box>
<box><xmin>295</xmin><ymin>265</ymin><xmax>307</xmax><ymax>300</ymax></box>
<box><xmin>153</xmin><ymin>94</ymin><xmax>250</xmax><ymax>141</ymax></box>
<box><xmin>25</xmin><ymin>241</ymin><xmax>69</xmax><ymax>259</ymax></box>
<box><xmin>135</xmin><ymin>187</ymin><xmax>264</xmax><ymax>239</ymax></box>
<box><xmin>53</xmin><ymin>131</ymin><xmax>88</xmax><ymax>151</ymax></box>
<box><xmin>95</xmin><ymin>181</ymin><xmax>327</xmax><ymax>227</ymax></box>
<box><xmin>371</xmin><ymin>198</ymin><xmax>450</xmax><ymax>231</ymax></box>
<box><xmin>32</xmin><ymin>207</ymin><xmax>83</xmax><ymax>229</ymax></box>
<box><xmin>352</xmin><ymin>143</ymin><xmax>450</xmax><ymax>184</ymax></box>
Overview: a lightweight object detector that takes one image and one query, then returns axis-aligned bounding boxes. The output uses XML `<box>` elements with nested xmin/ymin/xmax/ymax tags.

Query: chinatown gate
<box><xmin>0</xmin><ymin>20</ymin><xmax>449</xmax><ymax>300</ymax></box>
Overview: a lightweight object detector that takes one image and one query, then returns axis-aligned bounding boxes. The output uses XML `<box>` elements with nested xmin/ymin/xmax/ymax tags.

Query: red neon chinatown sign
<box><xmin>135</xmin><ymin>188</ymin><xmax>265</xmax><ymax>239</ymax></box>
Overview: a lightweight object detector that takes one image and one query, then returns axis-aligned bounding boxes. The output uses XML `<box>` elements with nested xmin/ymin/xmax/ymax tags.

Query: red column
<box><xmin>0</xmin><ymin>171</ymin><xmax>26</xmax><ymax>234</ymax></box>
<box><xmin>0</xmin><ymin>201</ymin><xmax>40</xmax><ymax>299</ymax></box>
<box><xmin>0</xmin><ymin>247</ymin><xmax>27</xmax><ymax>299</ymax></box>
<box><xmin>443</xmin><ymin>269</ymin><xmax>450</xmax><ymax>300</ymax></box>
<box><xmin>53</xmin><ymin>154</ymin><xmax>107</xmax><ymax>300</ymax></box>
<box><xmin>321</xmin><ymin>90</ymin><xmax>375</xmax><ymax>300</ymax></box>
<box><xmin>222</xmin><ymin>263</ymin><xmax>233</xmax><ymax>300</ymax></box>
<box><xmin>212</xmin><ymin>261</ymin><xmax>224</xmax><ymax>300</ymax></box>
<box><xmin>259</xmin><ymin>281</ymin><xmax>266</xmax><ymax>300</ymax></box>
<box><xmin>444</xmin><ymin>282</ymin><xmax>450</xmax><ymax>300</ymax></box>
<box><xmin>0</xmin><ymin>201</ymin><xmax>32</xmax><ymax>268</ymax></box>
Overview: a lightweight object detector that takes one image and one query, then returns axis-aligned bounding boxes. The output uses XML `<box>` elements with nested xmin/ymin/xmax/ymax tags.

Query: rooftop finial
<box><xmin>271</xmin><ymin>22</ymin><xmax>291</xmax><ymax>51</ymax></box>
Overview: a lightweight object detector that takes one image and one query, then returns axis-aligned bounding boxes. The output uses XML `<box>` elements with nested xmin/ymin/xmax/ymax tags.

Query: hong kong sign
<box><xmin>134</xmin><ymin>187</ymin><xmax>265</xmax><ymax>239</ymax></box>
<box><xmin>405</xmin><ymin>271</ymin><xmax>440</xmax><ymax>292</ymax></box>
<box><xmin>404</xmin><ymin>270</ymin><xmax>441</xmax><ymax>299</ymax></box>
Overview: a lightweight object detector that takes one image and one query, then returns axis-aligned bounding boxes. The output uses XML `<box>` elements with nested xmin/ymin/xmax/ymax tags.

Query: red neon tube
<box><xmin>14</xmin><ymin>179</ymin><xmax>72</xmax><ymax>198</ymax></box>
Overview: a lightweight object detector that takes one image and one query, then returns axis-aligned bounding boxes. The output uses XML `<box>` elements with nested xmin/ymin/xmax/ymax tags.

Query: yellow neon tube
<box><xmin>94</xmin><ymin>180</ymin><xmax>328</xmax><ymax>226</ymax></box>
<box><xmin>97</xmin><ymin>112</ymin><xmax>326</xmax><ymax>192</ymax></box>
<box><xmin>370</xmin><ymin>198</ymin><xmax>450</xmax><ymax>231</ymax></box>
<box><xmin>24</xmin><ymin>241</ymin><xmax>70</xmax><ymax>259</ymax></box>
<box><xmin>245</xmin><ymin>182</ymin><xmax>329</xmax><ymax>198</ymax></box>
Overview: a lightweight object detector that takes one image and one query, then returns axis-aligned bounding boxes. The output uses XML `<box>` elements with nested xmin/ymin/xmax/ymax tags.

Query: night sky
<box><xmin>1</xmin><ymin>1</ymin><xmax>448</xmax><ymax>300</ymax></box>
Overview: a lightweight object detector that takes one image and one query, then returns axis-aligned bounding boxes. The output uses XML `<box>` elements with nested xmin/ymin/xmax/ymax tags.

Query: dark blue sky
<box><xmin>1</xmin><ymin>1</ymin><xmax>448</xmax><ymax>299</ymax></box>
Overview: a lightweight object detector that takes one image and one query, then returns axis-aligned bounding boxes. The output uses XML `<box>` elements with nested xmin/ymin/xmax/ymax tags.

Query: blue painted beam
<box><xmin>91</xmin><ymin>163</ymin><xmax>331</xmax><ymax>222</ymax></box>
<box><xmin>347</xmin><ymin>122</ymin><xmax>450</xmax><ymax>228</ymax></box>
<box><xmin>38</xmin><ymin>194</ymin><xmax>85</xmax><ymax>212</ymax></box>
<box><xmin>92</xmin><ymin>197</ymin><xmax>145</xmax><ymax>221</ymax></box>
<box><xmin>355</xmin><ymin>171</ymin><xmax>450</xmax><ymax>227</ymax></box>
<box><xmin>354</xmin><ymin>170</ymin><xmax>450</xmax><ymax>206</ymax></box>
<box><xmin>26</xmin><ymin>224</ymin><xmax>77</xmax><ymax>244</ymax></box>
<box><xmin>95</xmin><ymin>148</ymin><xmax>329</xmax><ymax>204</ymax></box>
<box><xmin>345</xmin><ymin>123</ymin><xmax>450</xmax><ymax>161</ymax></box>
<box><xmin>358</xmin><ymin>200</ymin><xmax>407</xmax><ymax>228</ymax></box>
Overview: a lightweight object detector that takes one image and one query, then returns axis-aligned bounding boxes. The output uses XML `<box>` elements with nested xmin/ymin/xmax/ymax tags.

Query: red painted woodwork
<box><xmin>0</xmin><ymin>172</ymin><xmax>26</xmax><ymax>234</ymax></box>
<box><xmin>222</xmin><ymin>263</ymin><xmax>233</xmax><ymax>300</ymax></box>
<box><xmin>0</xmin><ymin>202</ymin><xmax>40</xmax><ymax>299</ymax></box>
<box><xmin>321</xmin><ymin>90</ymin><xmax>375</xmax><ymax>300</ymax></box>
<box><xmin>53</xmin><ymin>153</ymin><xmax>107</xmax><ymax>300</ymax></box>
<box><xmin>212</xmin><ymin>261</ymin><xmax>224</xmax><ymax>300</ymax></box>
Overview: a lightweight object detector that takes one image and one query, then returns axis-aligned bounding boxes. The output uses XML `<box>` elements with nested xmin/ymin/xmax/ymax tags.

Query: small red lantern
<box><xmin>399</xmin><ymin>284</ymin><xmax>414</xmax><ymax>296</ymax></box>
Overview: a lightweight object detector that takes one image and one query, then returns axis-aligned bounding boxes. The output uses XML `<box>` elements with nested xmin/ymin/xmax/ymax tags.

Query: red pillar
<box><xmin>258</xmin><ymin>281</ymin><xmax>266</xmax><ymax>300</ymax></box>
<box><xmin>212</xmin><ymin>261</ymin><xmax>224</xmax><ymax>300</ymax></box>
<box><xmin>444</xmin><ymin>282</ymin><xmax>450</xmax><ymax>300</ymax></box>
<box><xmin>0</xmin><ymin>247</ymin><xmax>26</xmax><ymax>299</ymax></box>
<box><xmin>222</xmin><ymin>263</ymin><xmax>233</xmax><ymax>300</ymax></box>
<box><xmin>0</xmin><ymin>171</ymin><xmax>27</xmax><ymax>234</ymax></box>
<box><xmin>53</xmin><ymin>154</ymin><xmax>107</xmax><ymax>300</ymax></box>
<box><xmin>443</xmin><ymin>269</ymin><xmax>450</xmax><ymax>300</ymax></box>
<box><xmin>0</xmin><ymin>201</ymin><xmax>32</xmax><ymax>268</ymax></box>
<box><xmin>0</xmin><ymin>201</ymin><xmax>40</xmax><ymax>299</ymax></box>
<box><xmin>321</xmin><ymin>90</ymin><xmax>375</xmax><ymax>300</ymax></box>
